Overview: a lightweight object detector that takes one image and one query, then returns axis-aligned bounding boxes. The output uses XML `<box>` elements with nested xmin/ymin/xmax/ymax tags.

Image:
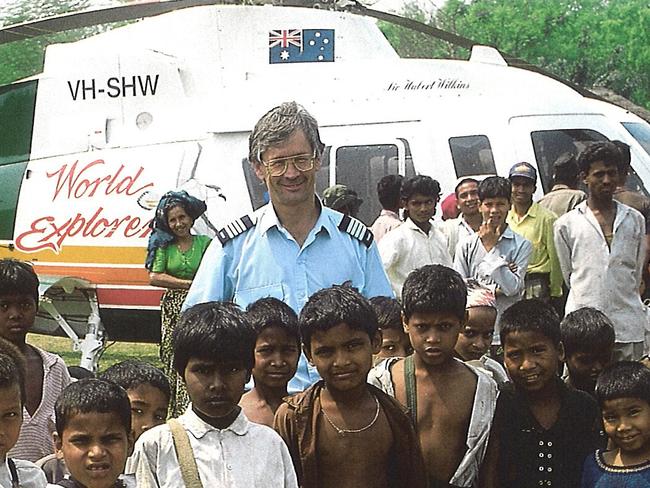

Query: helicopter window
<box><xmin>531</xmin><ymin>129</ymin><xmax>608</xmax><ymax>193</ymax></box>
<box><xmin>315</xmin><ymin>146</ymin><xmax>331</xmax><ymax>196</ymax></box>
<box><xmin>241</xmin><ymin>158</ymin><xmax>268</xmax><ymax>211</ymax></box>
<box><xmin>397</xmin><ymin>138</ymin><xmax>417</xmax><ymax>177</ymax></box>
<box><xmin>448</xmin><ymin>136</ymin><xmax>496</xmax><ymax>178</ymax></box>
<box><xmin>623</xmin><ymin>122</ymin><xmax>650</xmax><ymax>158</ymax></box>
<box><xmin>0</xmin><ymin>81</ymin><xmax>37</xmax><ymax>166</ymax></box>
<box><xmin>332</xmin><ymin>144</ymin><xmax>399</xmax><ymax>225</ymax></box>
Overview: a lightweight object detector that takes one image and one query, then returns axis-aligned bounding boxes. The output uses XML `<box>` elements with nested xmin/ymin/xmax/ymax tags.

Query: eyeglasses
<box><xmin>260</xmin><ymin>152</ymin><xmax>317</xmax><ymax>177</ymax></box>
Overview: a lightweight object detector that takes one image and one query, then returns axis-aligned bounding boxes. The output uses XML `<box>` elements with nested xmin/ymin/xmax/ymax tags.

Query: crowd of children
<box><xmin>2</xmin><ymin>207</ymin><xmax>650</xmax><ymax>487</ymax></box>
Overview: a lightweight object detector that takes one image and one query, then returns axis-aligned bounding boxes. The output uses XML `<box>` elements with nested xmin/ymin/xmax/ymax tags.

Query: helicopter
<box><xmin>1</xmin><ymin>0</ymin><xmax>649</xmax><ymax>370</ymax></box>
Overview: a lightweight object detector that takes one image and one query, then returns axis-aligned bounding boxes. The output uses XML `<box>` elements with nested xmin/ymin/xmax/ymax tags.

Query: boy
<box><xmin>454</xmin><ymin>280</ymin><xmax>508</xmax><ymax>386</ymax></box>
<box><xmin>454</xmin><ymin>176</ymin><xmax>532</xmax><ymax>351</ymax></box>
<box><xmin>379</xmin><ymin>175</ymin><xmax>452</xmax><ymax>299</ymax></box>
<box><xmin>100</xmin><ymin>360</ymin><xmax>170</xmax><ymax>440</ymax></box>
<box><xmin>370</xmin><ymin>174</ymin><xmax>403</xmax><ymax>242</ymax></box>
<box><xmin>274</xmin><ymin>285</ymin><xmax>427</xmax><ymax>488</ymax></box>
<box><xmin>370</xmin><ymin>296</ymin><xmax>411</xmax><ymax>361</ymax></box>
<box><xmin>52</xmin><ymin>378</ymin><xmax>134</xmax><ymax>488</ymax></box>
<box><xmin>496</xmin><ymin>299</ymin><xmax>603</xmax><ymax>488</ymax></box>
<box><xmin>582</xmin><ymin>361</ymin><xmax>650</xmax><ymax>485</ymax></box>
<box><xmin>369</xmin><ymin>265</ymin><xmax>499</xmax><ymax>487</ymax></box>
<box><xmin>554</xmin><ymin>141</ymin><xmax>646</xmax><ymax>360</ymax></box>
<box><xmin>0</xmin><ymin>258</ymin><xmax>71</xmax><ymax>461</ymax></box>
<box><xmin>239</xmin><ymin>297</ymin><xmax>301</xmax><ymax>427</ymax></box>
<box><xmin>560</xmin><ymin>307</ymin><xmax>615</xmax><ymax>395</ymax></box>
<box><xmin>131</xmin><ymin>302</ymin><xmax>297</xmax><ymax>487</ymax></box>
<box><xmin>0</xmin><ymin>339</ymin><xmax>47</xmax><ymax>487</ymax></box>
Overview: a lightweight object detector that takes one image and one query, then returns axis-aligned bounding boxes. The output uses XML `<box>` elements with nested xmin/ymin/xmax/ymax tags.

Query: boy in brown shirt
<box><xmin>274</xmin><ymin>285</ymin><xmax>426</xmax><ymax>488</ymax></box>
<box><xmin>369</xmin><ymin>265</ymin><xmax>499</xmax><ymax>487</ymax></box>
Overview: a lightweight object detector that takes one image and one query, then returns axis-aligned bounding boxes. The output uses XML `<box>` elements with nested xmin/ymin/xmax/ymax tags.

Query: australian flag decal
<box><xmin>269</xmin><ymin>29</ymin><xmax>335</xmax><ymax>64</ymax></box>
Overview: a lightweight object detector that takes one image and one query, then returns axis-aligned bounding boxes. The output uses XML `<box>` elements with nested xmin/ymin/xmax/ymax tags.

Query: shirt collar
<box><xmin>509</xmin><ymin>202</ymin><xmax>538</xmax><ymax>222</ymax></box>
<box><xmin>257</xmin><ymin>197</ymin><xmax>332</xmax><ymax>238</ymax></box>
<box><xmin>380</xmin><ymin>209</ymin><xmax>400</xmax><ymax>219</ymax></box>
<box><xmin>499</xmin><ymin>224</ymin><xmax>516</xmax><ymax>240</ymax></box>
<box><xmin>181</xmin><ymin>406</ymin><xmax>249</xmax><ymax>439</ymax></box>
<box><xmin>404</xmin><ymin>217</ymin><xmax>434</xmax><ymax>235</ymax></box>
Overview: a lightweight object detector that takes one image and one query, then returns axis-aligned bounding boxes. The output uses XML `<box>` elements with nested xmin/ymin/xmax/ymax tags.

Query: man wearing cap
<box><xmin>441</xmin><ymin>177</ymin><xmax>483</xmax><ymax>260</ymax></box>
<box><xmin>506</xmin><ymin>162</ymin><xmax>562</xmax><ymax>303</ymax></box>
<box><xmin>538</xmin><ymin>153</ymin><xmax>586</xmax><ymax>217</ymax></box>
<box><xmin>322</xmin><ymin>184</ymin><xmax>363</xmax><ymax>218</ymax></box>
<box><xmin>183</xmin><ymin>101</ymin><xmax>392</xmax><ymax>392</ymax></box>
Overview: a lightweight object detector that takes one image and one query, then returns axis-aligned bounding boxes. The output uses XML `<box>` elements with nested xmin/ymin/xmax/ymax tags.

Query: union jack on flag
<box><xmin>269</xmin><ymin>29</ymin><xmax>303</xmax><ymax>51</ymax></box>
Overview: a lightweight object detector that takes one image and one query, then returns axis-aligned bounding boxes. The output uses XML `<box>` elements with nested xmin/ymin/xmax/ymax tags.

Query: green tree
<box><xmin>379</xmin><ymin>0</ymin><xmax>650</xmax><ymax>108</ymax></box>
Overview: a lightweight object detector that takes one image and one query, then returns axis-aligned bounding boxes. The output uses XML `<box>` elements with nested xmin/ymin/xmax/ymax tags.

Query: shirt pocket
<box><xmin>234</xmin><ymin>283</ymin><xmax>286</xmax><ymax>309</ymax></box>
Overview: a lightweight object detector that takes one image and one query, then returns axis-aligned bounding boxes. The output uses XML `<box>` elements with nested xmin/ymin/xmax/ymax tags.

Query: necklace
<box><xmin>321</xmin><ymin>395</ymin><xmax>381</xmax><ymax>436</ymax></box>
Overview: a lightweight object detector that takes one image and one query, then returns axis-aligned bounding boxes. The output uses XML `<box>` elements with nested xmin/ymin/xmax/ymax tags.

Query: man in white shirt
<box><xmin>370</xmin><ymin>174</ymin><xmax>403</xmax><ymax>242</ymax></box>
<box><xmin>379</xmin><ymin>175</ymin><xmax>452</xmax><ymax>299</ymax></box>
<box><xmin>441</xmin><ymin>177</ymin><xmax>483</xmax><ymax>260</ymax></box>
<box><xmin>554</xmin><ymin>141</ymin><xmax>646</xmax><ymax>361</ymax></box>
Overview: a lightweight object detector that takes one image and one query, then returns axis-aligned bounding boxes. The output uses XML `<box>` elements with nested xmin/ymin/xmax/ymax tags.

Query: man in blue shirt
<box><xmin>184</xmin><ymin>101</ymin><xmax>392</xmax><ymax>391</ymax></box>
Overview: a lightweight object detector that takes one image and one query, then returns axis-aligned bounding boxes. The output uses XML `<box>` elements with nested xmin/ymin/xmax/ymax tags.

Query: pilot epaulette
<box><xmin>216</xmin><ymin>214</ymin><xmax>257</xmax><ymax>245</ymax></box>
<box><xmin>338</xmin><ymin>214</ymin><xmax>374</xmax><ymax>248</ymax></box>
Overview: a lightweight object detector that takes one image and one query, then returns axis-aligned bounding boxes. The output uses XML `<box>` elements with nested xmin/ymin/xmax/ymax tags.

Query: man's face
<box><xmin>405</xmin><ymin>193</ymin><xmax>437</xmax><ymax>226</ymax></box>
<box><xmin>254</xmin><ymin>129</ymin><xmax>319</xmax><ymax>208</ymax></box>
<box><xmin>0</xmin><ymin>294</ymin><xmax>37</xmax><ymax>345</ymax></box>
<box><xmin>583</xmin><ymin>160</ymin><xmax>619</xmax><ymax>201</ymax></box>
<box><xmin>479</xmin><ymin>196</ymin><xmax>510</xmax><ymax>229</ymax></box>
<box><xmin>510</xmin><ymin>176</ymin><xmax>536</xmax><ymax>206</ymax></box>
<box><xmin>456</xmin><ymin>181</ymin><xmax>480</xmax><ymax>217</ymax></box>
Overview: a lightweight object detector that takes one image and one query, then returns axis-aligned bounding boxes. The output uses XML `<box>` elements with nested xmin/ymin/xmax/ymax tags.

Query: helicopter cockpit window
<box><xmin>449</xmin><ymin>136</ymin><xmax>496</xmax><ymax>178</ymax></box>
<box><xmin>333</xmin><ymin>144</ymin><xmax>399</xmax><ymax>225</ymax></box>
<box><xmin>622</xmin><ymin>122</ymin><xmax>650</xmax><ymax>158</ymax></box>
<box><xmin>0</xmin><ymin>81</ymin><xmax>37</xmax><ymax>166</ymax></box>
<box><xmin>531</xmin><ymin>129</ymin><xmax>608</xmax><ymax>193</ymax></box>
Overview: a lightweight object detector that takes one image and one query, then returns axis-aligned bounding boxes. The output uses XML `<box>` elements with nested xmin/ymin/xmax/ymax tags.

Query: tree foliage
<box><xmin>378</xmin><ymin>0</ymin><xmax>650</xmax><ymax>109</ymax></box>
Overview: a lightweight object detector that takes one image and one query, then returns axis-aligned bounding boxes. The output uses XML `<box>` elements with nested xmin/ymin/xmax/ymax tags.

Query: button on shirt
<box><xmin>131</xmin><ymin>407</ymin><xmax>298</xmax><ymax>488</ymax></box>
<box><xmin>184</xmin><ymin>202</ymin><xmax>393</xmax><ymax>392</ymax></box>
<box><xmin>507</xmin><ymin>202</ymin><xmax>563</xmax><ymax>297</ymax></box>
<box><xmin>553</xmin><ymin>201</ymin><xmax>646</xmax><ymax>343</ymax></box>
<box><xmin>454</xmin><ymin>227</ymin><xmax>532</xmax><ymax>344</ymax></box>
<box><xmin>378</xmin><ymin>218</ymin><xmax>452</xmax><ymax>299</ymax></box>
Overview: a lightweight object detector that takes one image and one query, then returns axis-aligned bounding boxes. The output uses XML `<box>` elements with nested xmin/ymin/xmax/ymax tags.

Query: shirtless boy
<box><xmin>275</xmin><ymin>285</ymin><xmax>426</xmax><ymax>488</ymax></box>
<box><xmin>370</xmin><ymin>265</ymin><xmax>499</xmax><ymax>487</ymax></box>
<box><xmin>240</xmin><ymin>297</ymin><xmax>300</xmax><ymax>427</ymax></box>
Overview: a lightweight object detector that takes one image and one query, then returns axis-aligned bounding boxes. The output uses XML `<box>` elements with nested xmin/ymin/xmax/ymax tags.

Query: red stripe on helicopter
<box><xmin>96</xmin><ymin>287</ymin><xmax>163</xmax><ymax>308</ymax></box>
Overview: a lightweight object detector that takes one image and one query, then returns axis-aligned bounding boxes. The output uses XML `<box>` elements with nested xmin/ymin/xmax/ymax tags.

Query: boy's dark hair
<box><xmin>173</xmin><ymin>302</ymin><xmax>256</xmax><ymax>376</ymax></box>
<box><xmin>612</xmin><ymin>140</ymin><xmax>631</xmax><ymax>173</ymax></box>
<box><xmin>0</xmin><ymin>338</ymin><xmax>26</xmax><ymax>404</ymax></box>
<box><xmin>100</xmin><ymin>359</ymin><xmax>171</xmax><ymax>402</ymax></box>
<box><xmin>577</xmin><ymin>141</ymin><xmax>622</xmax><ymax>175</ymax></box>
<box><xmin>369</xmin><ymin>296</ymin><xmax>402</xmax><ymax>331</ymax></box>
<box><xmin>553</xmin><ymin>153</ymin><xmax>579</xmax><ymax>186</ymax></box>
<box><xmin>55</xmin><ymin>378</ymin><xmax>131</xmax><ymax>435</ymax></box>
<box><xmin>478</xmin><ymin>176</ymin><xmax>511</xmax><ymax>202</ymax></box>
<box><xmin>560</xmin><ymin>307</ymin><xmax>615</xmax><ymax>357</ymax></box>
<box><xmin>377</xmin><ymin>174</ymin><xmax>403</xmax><ymax>210</ymax></box>
<box><xmin>246</xmin><ymin>297</ymin><xmax>300</xmax><ymax>343</ymax></box>
<box><xmin>0</xmin><ymin>259</ymin><xmax>39</xmax><ymax>303</ymax></box>
<box><xmin>299</xmin><ymin>284</ymin><xmax>378</xmax><ymax>349</ymax></box>
<box><xmin>595</xmin><ymin>361</ymin><xmax>650</xmax><ymax>406</ymax></box>
<box><xmin>401</xmin><ymin>175</ymin><xmax>441</xmax><ymax>202</ymax></box>
<box><xmin>402</xmin><ymin>265</ymin><xmax>467</xmax><ymax>322</ymax></box>
<box><xmin>500</xmin><ymin>299</ymin><xmax>561</xmax><ymax>346</ymax></box>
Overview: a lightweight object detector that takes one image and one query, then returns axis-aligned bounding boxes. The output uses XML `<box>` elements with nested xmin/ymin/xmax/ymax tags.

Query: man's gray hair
<box><xmin>248</xmin><ymin>101</ymin><xmax>324</xmax><ymax>165</ymax></box>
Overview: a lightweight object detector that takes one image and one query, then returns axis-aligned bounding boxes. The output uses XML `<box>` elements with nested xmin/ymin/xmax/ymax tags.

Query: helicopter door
<box><xmin>324</xmin><ymin>139</ymin><xmax>413</xmax><ymax>225</ymax></box>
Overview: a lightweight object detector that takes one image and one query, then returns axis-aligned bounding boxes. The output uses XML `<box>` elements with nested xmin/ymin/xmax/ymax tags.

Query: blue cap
<box><xmin>508</xmin><ymin>162</ymin><xmax>537</xmax><ymax>182</ymax></box>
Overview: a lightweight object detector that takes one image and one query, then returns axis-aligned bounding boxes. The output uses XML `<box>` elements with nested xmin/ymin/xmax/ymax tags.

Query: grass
<box><xmin>27</xmin><ymin>333</ymin><xmax>161</xmax><ymax>373</ymax></box>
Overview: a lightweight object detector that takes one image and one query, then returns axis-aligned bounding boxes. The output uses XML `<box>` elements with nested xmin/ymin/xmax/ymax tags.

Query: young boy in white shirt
<box><xmin>130</xmin><ymin>302</ymin><xmax>297</xmax><ymax>488</ymax></box>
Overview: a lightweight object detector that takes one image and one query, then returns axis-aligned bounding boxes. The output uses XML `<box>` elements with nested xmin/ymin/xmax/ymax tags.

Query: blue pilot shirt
<box><xmin>184</xmin><ymin>201</ymin><xmax>393</xmax><ymax>392</ymax></box>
